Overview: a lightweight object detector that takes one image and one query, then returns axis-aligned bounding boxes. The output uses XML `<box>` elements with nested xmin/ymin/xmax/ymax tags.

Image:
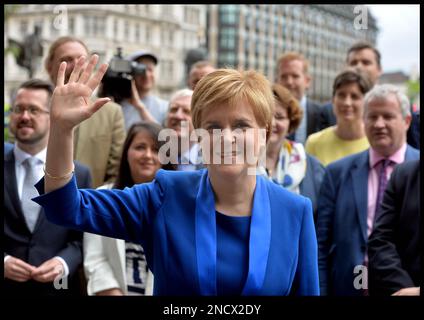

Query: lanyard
<box><xmin>194</xmin><ymin>170</ymin><xmax>271</xmax><ymax>295</ymax></box>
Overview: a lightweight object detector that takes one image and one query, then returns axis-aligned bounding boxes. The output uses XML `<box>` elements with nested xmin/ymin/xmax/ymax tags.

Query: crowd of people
<box><xmin>4</xmin><ymin>34</ymin><xmax>420</xmax><ymax>297</ymax></box>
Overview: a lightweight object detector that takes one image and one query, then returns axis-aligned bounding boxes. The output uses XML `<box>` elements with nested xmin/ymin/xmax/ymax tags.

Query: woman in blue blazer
<box><xmin>33</xmin><ymin>55</ymin><xmax>319</xmax><ymax>296</ymax></box>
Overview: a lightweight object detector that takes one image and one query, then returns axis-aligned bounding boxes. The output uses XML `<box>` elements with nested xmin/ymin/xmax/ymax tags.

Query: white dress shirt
<box><xmin>4</xmin><ymin>145</ymin><xmax>69</xmax><ymax>277</ymax></box>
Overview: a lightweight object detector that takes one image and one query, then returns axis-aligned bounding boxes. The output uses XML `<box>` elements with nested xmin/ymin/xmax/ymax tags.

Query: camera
<box><xmin>108</xmin><ymin>47</ymin><xmax>147</xmax><ymax>77</ymax></box>
<box><xmin>99</xmin><ymin>47</ymin><xmax>146</xmax><ymax>103</ymax></box>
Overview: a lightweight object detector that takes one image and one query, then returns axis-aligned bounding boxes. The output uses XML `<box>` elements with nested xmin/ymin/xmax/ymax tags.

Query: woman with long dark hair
<box><xmin>83</xmin><ymin>122</ymin><xmax>174</xmax><ymax>295</ymax></box>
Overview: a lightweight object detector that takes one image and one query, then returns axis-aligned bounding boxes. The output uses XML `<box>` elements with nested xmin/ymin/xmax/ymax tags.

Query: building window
<box><xmin>68</xmin><ymin>17</ymin><xmax>74</xmax><ymax>34</ymax></box>
<box><xmin>114</xmin><ymin>18</ymin><xmax>119</xmax><ymax>39</ymax></box>
<box><xmin>51</xmin><ymin>17</ymin><xmax>59</xmax><ymax>37</ymax></box>
<box><xmin>124</xmin><ymin>21</ymin><xmax>130</xmax><ymax>39</ymax></box>
<box><xmin>169</xmin><ymin>30</ymin><xmax>174</xmax><ymax>46</ymax></box>
<box><xmin>161</xmin><ymin>59</ymin><xmax>174</xmax><ymax>79</ymax></box>
<box><xmin>84</xmin><ymin>15</ymin><xmax>105</xmax><ymax>37</ymax></box>
<box><xmin>220</xmin><ymin>5</ymin><xmax>238</xmax><ymax>25</ymax></box>
<box><xmin>220</xmin><ymin>28</ymin><xmax>236</xmax><ymax>50</ymax></box>
<box><xmin>162</xmin><ymin>5</ymin><xmax>173</xmax><ymax>17</ymax></box>
<box><xmin>146</xmin><ymin>25</ymin><xmax>150</xmax><ymax>43</ymax></box>
<box><xmin>135</xmin><ymin>23</ymin><xmax>140</xmax><ymax>42</ymax></box>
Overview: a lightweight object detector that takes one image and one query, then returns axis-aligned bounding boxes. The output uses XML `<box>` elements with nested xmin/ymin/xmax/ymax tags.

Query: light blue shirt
<box><xmin>121</xmin><ymin>95</ymin><xmax>169</xmax><ymax>130</ymax></box>
<box><xmin>294</xmin><ymin>95</ymin><xmax>307</xmax><ymax>145</ymax></box>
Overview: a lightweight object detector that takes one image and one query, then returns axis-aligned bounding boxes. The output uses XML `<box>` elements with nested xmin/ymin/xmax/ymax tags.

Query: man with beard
<box><xmin>45</xmin><ymin>36</ymin><xmax>125</xmax><ymax>188</ymax></box>
<box><xmin>4</xmin><ymin>79</ymin><xmax>92</xmax><ymax>295</ymax></box>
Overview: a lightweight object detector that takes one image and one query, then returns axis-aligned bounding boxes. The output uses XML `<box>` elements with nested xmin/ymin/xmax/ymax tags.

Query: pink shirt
<box><xmin>364</xmin><ymin>143</ymin><xmax>406</xmax><ymax>267</ymax></box>
<box><xmin>367</xmin><ymin>143</ymin><xmax>407</xmax><ymax>238</ymax></box>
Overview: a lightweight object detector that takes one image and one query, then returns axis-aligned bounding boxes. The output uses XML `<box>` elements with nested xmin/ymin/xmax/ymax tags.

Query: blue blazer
<box><xmin>300</xmin><ymin>154</ymin><xmax>325</xmax><ymax>216</ymax></box>
<box><xmin>34</xmin><ymin>168</ymin><xmax>319</xmax><ymax>296</ymax></box>
<box><xmin>316</xmin><ymin>145</ymin><xmax>420</xmax><ymax>296</ymax></box>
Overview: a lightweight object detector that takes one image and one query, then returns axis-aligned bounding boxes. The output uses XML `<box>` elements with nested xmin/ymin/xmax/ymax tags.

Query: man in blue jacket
<box><xmin>316</xmin><ymin>84</ymin><xmax>419</xmax><ymax>296</ymax></box>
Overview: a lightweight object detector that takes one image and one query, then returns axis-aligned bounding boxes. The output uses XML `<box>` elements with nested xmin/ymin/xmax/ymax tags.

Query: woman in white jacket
<box><xmin>83</xmin><ymin>122</ymin><xmax>175</xmax><ymax>295</ymax></box>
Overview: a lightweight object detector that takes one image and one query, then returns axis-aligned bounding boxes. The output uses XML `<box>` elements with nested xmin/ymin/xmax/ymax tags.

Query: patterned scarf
<box><xmin>269</xmin><ymin>140</ymin><xmax>307</xmax><ymax>194</ymax></box>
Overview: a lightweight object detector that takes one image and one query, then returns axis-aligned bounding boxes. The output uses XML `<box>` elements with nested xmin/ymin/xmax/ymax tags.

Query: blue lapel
<box><xmin>195</xmin><ymin>169</ymin><xmax>271</xmax><ymax>295</ymax></box>
<box><xmin>350</xmin><ymin>151</ymin><xmax>370</xmax><ymax>244</ymax></box>
<box><xmin>404</xmin><ymin>145</ymin><xmax>420</xmax><ymax>161</ymax></box>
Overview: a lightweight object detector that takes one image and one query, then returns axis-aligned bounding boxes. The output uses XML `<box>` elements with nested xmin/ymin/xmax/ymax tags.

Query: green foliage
<box><xmin>4</xmin><ymin>103</ymin><xmax>11</xmax><ymax>142</ymax></box>
<box><xmin>406</xmin><ymin>79</ymin><xmax>420</xmax><ymax>100</ymax></box>
<box><xmin>4</xmin><ymin>5</ymin><xmax>21</xmax><ymax>21</ymax></box>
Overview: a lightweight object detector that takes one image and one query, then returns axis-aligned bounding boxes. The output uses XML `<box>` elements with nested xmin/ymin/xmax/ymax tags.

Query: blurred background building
<box><xmin>4</xmin><ymin>4</ymin><xmax>207</xmax><ymax>103</ymax></box>
<box><xmin>207</xmin><ymin>4</ymin><xmax>378</xmax><ymax>103</ymax></box>
<box><xmin>3</xmin><ymin>4</ymin><xmax>387</xmax><ymax>106</ymax></box>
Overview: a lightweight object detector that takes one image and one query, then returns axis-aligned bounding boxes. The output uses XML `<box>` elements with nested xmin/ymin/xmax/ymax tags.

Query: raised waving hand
<box><xmin>50</xmin><ymin>54</ymin><xmax>110</xmax><ymax>130</ymax></box>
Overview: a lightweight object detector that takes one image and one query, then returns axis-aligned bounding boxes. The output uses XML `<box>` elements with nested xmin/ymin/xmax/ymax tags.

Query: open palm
<box><xmin>50</xmin><ymin>54</ymin><xmax>110</xmax><ymax>130</ymax></box>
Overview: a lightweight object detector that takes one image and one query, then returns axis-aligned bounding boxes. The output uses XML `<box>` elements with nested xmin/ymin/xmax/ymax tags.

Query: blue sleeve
<box><xmin>32</xmin><ymin>170</ymin><xmax>167</xmax><ymax>245</ymax></box>
<box><xmin>316</xmin><ymin>169</ymin><xmax>336</xmax><ymax>296</ymax></box>
<box><xmin>292</xmin><ymin>197</ymin><xmax>320</xmax><ymax>296</ymax></box>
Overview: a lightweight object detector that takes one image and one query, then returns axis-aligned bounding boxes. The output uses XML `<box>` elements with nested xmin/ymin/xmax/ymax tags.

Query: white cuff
<box><xmin>54</xmin><ymin>256</ymin><xmax>70</xmax><ymax>278</ymax></box>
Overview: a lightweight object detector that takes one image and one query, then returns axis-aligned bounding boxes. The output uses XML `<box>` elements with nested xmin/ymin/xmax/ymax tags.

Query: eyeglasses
<box><xmin>11</xmin><ymin>106</ymin><xmax>50</xmax><ymax>117</ymax></box>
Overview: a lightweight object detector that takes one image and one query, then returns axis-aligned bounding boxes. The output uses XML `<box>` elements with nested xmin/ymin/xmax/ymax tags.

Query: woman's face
<box><xmin>333</xmin><ymin>82</ymin><xmax>365</xmax><ymax>124</ymax></box>
<box><xmin>200</xmin><ymin>100</ymin><xmax>265</xmax><ymax>178</ymax></box>
<box><xmin>269</xmin><ymin>101</ymin><xmax>290</xmax><ymax>145</ymax></box>
<box><xmin>127</xmin><ymin>130</ymin><xmax>162</xmax><ymax>184</ymax></box>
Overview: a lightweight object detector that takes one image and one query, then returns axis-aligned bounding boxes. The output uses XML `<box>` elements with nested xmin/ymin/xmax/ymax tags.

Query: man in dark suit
<box><xmin>319</xmin><ymin>41</ymin><xmax>382</xmax><ymax>130</ymax></box>
<box><xmin>4</xmin><ymin>79</ymin><xmax>92</xmax><ymax>296</ymax></box>
<box><xmin>276</xmin><ymin>52</ymin><xmax>321</xmax><ymax>144</ymax></box>
<box><xmin>4</xmin><ymin>141</ymin><xmax>14</xmax><ymax>153</ymax></box>
<box><xmin>316</xmin><ymin>84</ymin><xmax>419</xmax><ymax>296</ymax></box>
<box><xmin>406</xmin><ymin>110</ymin><xmax>420</xmax><ymax>149</ymax></box>
<box><xmin>368</xmin><ymin>160</ymin><xmax>420</xmax><ymax>296</ymax></box>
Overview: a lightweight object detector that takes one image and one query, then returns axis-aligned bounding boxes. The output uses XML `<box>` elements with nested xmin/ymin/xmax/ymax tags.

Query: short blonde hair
<box><xmin>191</xmin><ymin>69</ymin><xmax>274</xmax><ymax>140</ymax></box>
<box><xmin>277</xmin><ymin>52</ymin><xmax>309</xmax><ymax>75</ymax></box>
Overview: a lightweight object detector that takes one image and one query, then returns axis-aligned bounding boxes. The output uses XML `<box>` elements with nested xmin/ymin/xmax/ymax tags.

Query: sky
<box><xmin>367</xmin><ymin>5</ymin><xmax>420</xmax><ymax>76</ymax></box>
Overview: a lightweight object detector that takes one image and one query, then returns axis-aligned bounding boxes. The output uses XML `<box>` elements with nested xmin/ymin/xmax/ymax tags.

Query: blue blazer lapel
<box><xmin>195</xmin><ymin>170</ymin><xmax>217</xmax><ymax>295</ymax></box>
<box><xmin>194</xmin><ymin>170</ymin><xmax>272</xmax><ymax>296</ymax></box>
<box><xmin>405</xmin><ymin>145</ymin><xmax>420</xmax><ymax>161</ymax></box>
<box><xmin>241</xmin><ymin>174</ymin><xmax>271</xmax><ymax>295</ymax></box>
<box><xmin>350</xmin><ymin>151</ymin><xmax>370</xmax><ymax>243</ymax></box>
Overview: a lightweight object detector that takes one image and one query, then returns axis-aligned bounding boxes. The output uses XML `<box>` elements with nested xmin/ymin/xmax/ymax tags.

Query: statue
<box><xmin>8</xmin><ymin>25</ymin><xmax>44</xmax><ymax>78</ymax></box>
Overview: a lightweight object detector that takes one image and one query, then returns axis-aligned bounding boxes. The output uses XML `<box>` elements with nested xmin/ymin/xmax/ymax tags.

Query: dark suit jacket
<box><xmin>4</xmin><ymin>148</ymin><xmax>92</xmax><ymax>295</ymax></box>
<box><xmin>368</xmin><ymin>160</ymin><xmax>420</xmax><ymax>295</ymax></box>
<box><xmin>300</xmin><ymin>154</ymin><xmax>325</xmax><ymax>215</ymax></box>
<box><xmin>318</xmin><ymin>102</ymin><xmax>336</xmax><ymax>131</ymax></box>
<box><xmin>288</xmin><ymin>98</ymin><xmax>323</xmax><ymax>141</ymax></box>
<box><xmin>407</xmin><ymin>111</ymin><xmax>420</xmax><ymax>150</ymax></box>
<box><xmin>316</xmin><ymin>145</ymin><xmax>419</xmax><ymax>296</ymax></box>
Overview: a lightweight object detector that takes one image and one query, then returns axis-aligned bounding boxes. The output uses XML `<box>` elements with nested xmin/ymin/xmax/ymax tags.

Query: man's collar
<box><xmin>14</xmin><ymin>144</ymin><xmax>47</xmax><ymax>165</ymax></box>
<box><xmin>369</xmin><ymin>143</ymin><xmax>406</xmax><ymax>168</ymax></box>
